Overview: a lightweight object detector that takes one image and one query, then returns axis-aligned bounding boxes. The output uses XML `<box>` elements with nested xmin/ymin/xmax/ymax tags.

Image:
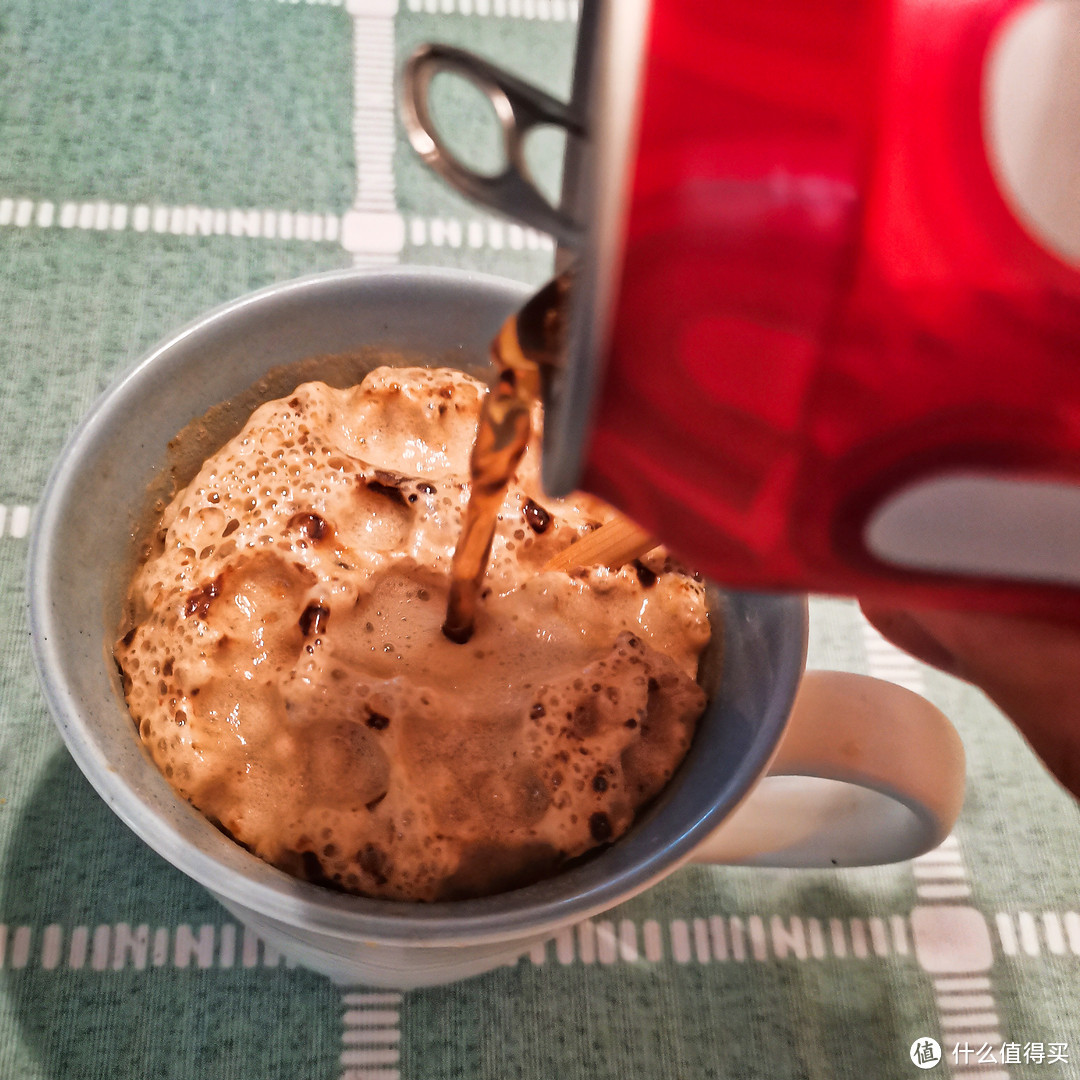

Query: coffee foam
<box><xmin>116</xmin><ymin>367</ymin><xmax>711</xmax><ymax>901</ymax></box>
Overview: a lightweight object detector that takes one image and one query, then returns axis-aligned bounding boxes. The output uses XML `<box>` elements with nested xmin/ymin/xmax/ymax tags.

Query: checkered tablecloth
<box><xmin>1</xmin><ymin>3</ymin><xmax>1078</xmax><ymax>1078</ymax></box>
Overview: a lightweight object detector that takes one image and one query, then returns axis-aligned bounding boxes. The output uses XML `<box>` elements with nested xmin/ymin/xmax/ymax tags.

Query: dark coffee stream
<box><xmin>442</xmin><ymin>272</ymin><xmax>570</xmax><ymax>644</ymax></box>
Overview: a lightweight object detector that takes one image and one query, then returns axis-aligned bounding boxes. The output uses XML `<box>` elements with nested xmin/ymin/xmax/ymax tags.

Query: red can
<box><xmin>402</xmin><ymin>0</ymin><xmax>1080</xmax><ymax>615</ymax></box>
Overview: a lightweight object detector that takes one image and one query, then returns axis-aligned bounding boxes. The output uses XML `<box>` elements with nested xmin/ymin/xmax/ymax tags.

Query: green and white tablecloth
<box><xmin>1</xmin><ymin>2</ymin><xmax>1078</xmax><ymax>1077</ymax></box>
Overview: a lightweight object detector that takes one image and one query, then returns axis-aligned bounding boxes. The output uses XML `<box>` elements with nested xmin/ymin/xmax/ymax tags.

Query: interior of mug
<box><xmin>29</xmin><ymin>267</ymin><xmax>807</xmax><ymax>945</ymax></box>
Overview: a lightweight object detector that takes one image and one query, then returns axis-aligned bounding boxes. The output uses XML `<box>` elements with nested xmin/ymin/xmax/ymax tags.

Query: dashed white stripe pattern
<box><xmin>860</xmin><ymin>614</ymin><xmax>926</xmax><ymax>695</ymax></box>
<box><xmin>340</xmin><ymin>2</ymin><xmax>405</xmax><ymax>265</ymax></box>
<box><xmin>8</xmin><ymin>908</ymin><xmax>1079</xmax><ymax>975</ymax></box>
<box><xmin>0</xmin><ymin>505</ymin><xmax>32</xmax><ymax>539</ymax></box>
<box><xmin>912</xmin><ymin>836</ymin><xmax>1012</xmax><ymax>1079</ymax></box>
<box><xmin>408</xmin><ymin>214</ymin><xmax>554</xmax><ymax>252</ymax></box>
<box><xmin>0</xmin><ymin>923</ymin><xmax>299</xmax><ymax>970</ymax></box>
<box><xmin>936</xmin><ymin>991</ymin><xmax>1007</xmax><ymax>1078</ymax></box>
<box><xmin>539</xmin><ymin>913</ymin><xmax>919</xmax><ymax>966</ymax></box>
<box><xmin>913</xmin><ymin>837</ymin><xmax>973</xmax><ymax>901</ymax></box>
<box><xmin>0</xmin><ymin>199</ymin><xmax>559</xmax><ymax>260</ymax></box>
<box><xmin>0</xmin><ymin>198</ymin><xmax>340</xmax><ymax>242</ymax></box>
<box><xmin>915</xmin><ymin>836</ymin><xmax>967</xmax><ymax>892</ymax></box>
<box><xmin>405</xmin><ymin>0</ymin><xmax>579</xmax><ymax>18</ymax></box>
<box><xmin>350</xmin><ymin>15</ymin><xmax>396</xmax><ymax>212</ymax></box>
<box><xmin>910</xmin><ymin>836</ymin><xmax>1012</xmax><ymax>1076</ymax></box>
<box><xmin>995</xmin><ymin>910</ymin><xmax>1080</xmax><ymax>957</ymax></box>
<box><xmin>340</xmin><ymin>991</ymin><xmax>401</xmax><ymax>1080</ymax></box>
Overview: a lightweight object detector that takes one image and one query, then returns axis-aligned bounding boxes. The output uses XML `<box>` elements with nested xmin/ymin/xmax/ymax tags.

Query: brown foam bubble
<box><xmin>115</xmin><ymin>367</ymin><xmax>711</xmax><ymax>901</ymax></box>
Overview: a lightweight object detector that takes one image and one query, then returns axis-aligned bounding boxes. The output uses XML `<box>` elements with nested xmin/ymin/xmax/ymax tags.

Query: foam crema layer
<box><xmin>116</xmin><ymin>367</ymin><xmax>711</xmax><ymax>901</ymax></box>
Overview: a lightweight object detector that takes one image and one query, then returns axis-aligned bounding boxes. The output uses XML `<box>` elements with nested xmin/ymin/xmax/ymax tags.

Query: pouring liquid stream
<box><xmin>442</xmin><ymin>273</ymin><xmax>570</xmax><ymax>643</ymax></box>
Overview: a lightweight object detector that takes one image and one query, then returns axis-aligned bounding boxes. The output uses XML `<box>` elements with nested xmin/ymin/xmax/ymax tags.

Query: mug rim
<box><xmin>28</xmin><ymin>266</ymin><xmax>808</xmax><ymax>947</ymax></box>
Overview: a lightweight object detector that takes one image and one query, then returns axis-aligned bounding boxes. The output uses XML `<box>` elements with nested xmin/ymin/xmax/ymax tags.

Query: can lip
<box><xmin>541</xmin><ymin>0</ymin><xmax>654</xmax><ymax>497</ymax></box>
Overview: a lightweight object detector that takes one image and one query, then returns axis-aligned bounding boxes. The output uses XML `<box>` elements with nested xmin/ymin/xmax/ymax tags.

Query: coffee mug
<box><xmin>28</xmin><ymin>268</ymin><xmax>964</xmax><ymax>988</ymax></box>
<box><xmin>402</xmin><ymin>0</ymin><xmax>1080</xmax><ymax>619</ymax></box>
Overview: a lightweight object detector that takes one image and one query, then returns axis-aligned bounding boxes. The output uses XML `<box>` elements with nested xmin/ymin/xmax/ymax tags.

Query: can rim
<box><xmin>542</xmin><ymin>0</ymin><xmax>654</xmax><ymax>496</ymax></box>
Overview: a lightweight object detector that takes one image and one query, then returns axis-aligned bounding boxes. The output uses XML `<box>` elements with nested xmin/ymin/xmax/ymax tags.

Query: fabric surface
<box><xmin>1</xmin><ymin>2</ymin><xmax>1078</xmax><ymax>1078</ymax></box>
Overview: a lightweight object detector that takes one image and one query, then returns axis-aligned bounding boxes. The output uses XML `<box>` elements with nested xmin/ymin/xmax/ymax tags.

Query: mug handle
<box><xmin>400</xmin><ymin>43</ymin><xmax>586</xmax><ymax>245</ymax></box>
<box><xmin>691</xmin><ymin>671</ymin><xmax>966</xmax><ymax>867</ymax></box>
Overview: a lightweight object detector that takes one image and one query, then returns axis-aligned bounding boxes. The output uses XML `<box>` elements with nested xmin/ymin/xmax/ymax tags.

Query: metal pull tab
<box><xmin>400</xmin><ymin>43</ymin><xmax>586</xmax><ymax>246</ymax></box>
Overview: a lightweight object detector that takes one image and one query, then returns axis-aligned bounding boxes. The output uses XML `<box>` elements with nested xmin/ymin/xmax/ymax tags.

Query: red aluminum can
<box><xmin>403</xmin><ymin>0</ymin><xmax>1080</xmax><ymax>614</ymax></box>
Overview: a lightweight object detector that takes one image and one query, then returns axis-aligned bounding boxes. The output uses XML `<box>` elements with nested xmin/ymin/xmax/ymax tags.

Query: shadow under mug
<box><xmin>28</xmin><ymin>268</ymin><xmax>964</xmax><ymax>988</ymax></box>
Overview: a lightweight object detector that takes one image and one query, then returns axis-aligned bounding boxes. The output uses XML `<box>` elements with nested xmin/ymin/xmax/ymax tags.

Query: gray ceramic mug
<box><xmin>28</xmin><ymin>268</ymin><xmax>965</xmax><ymax>988</ymax></box>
